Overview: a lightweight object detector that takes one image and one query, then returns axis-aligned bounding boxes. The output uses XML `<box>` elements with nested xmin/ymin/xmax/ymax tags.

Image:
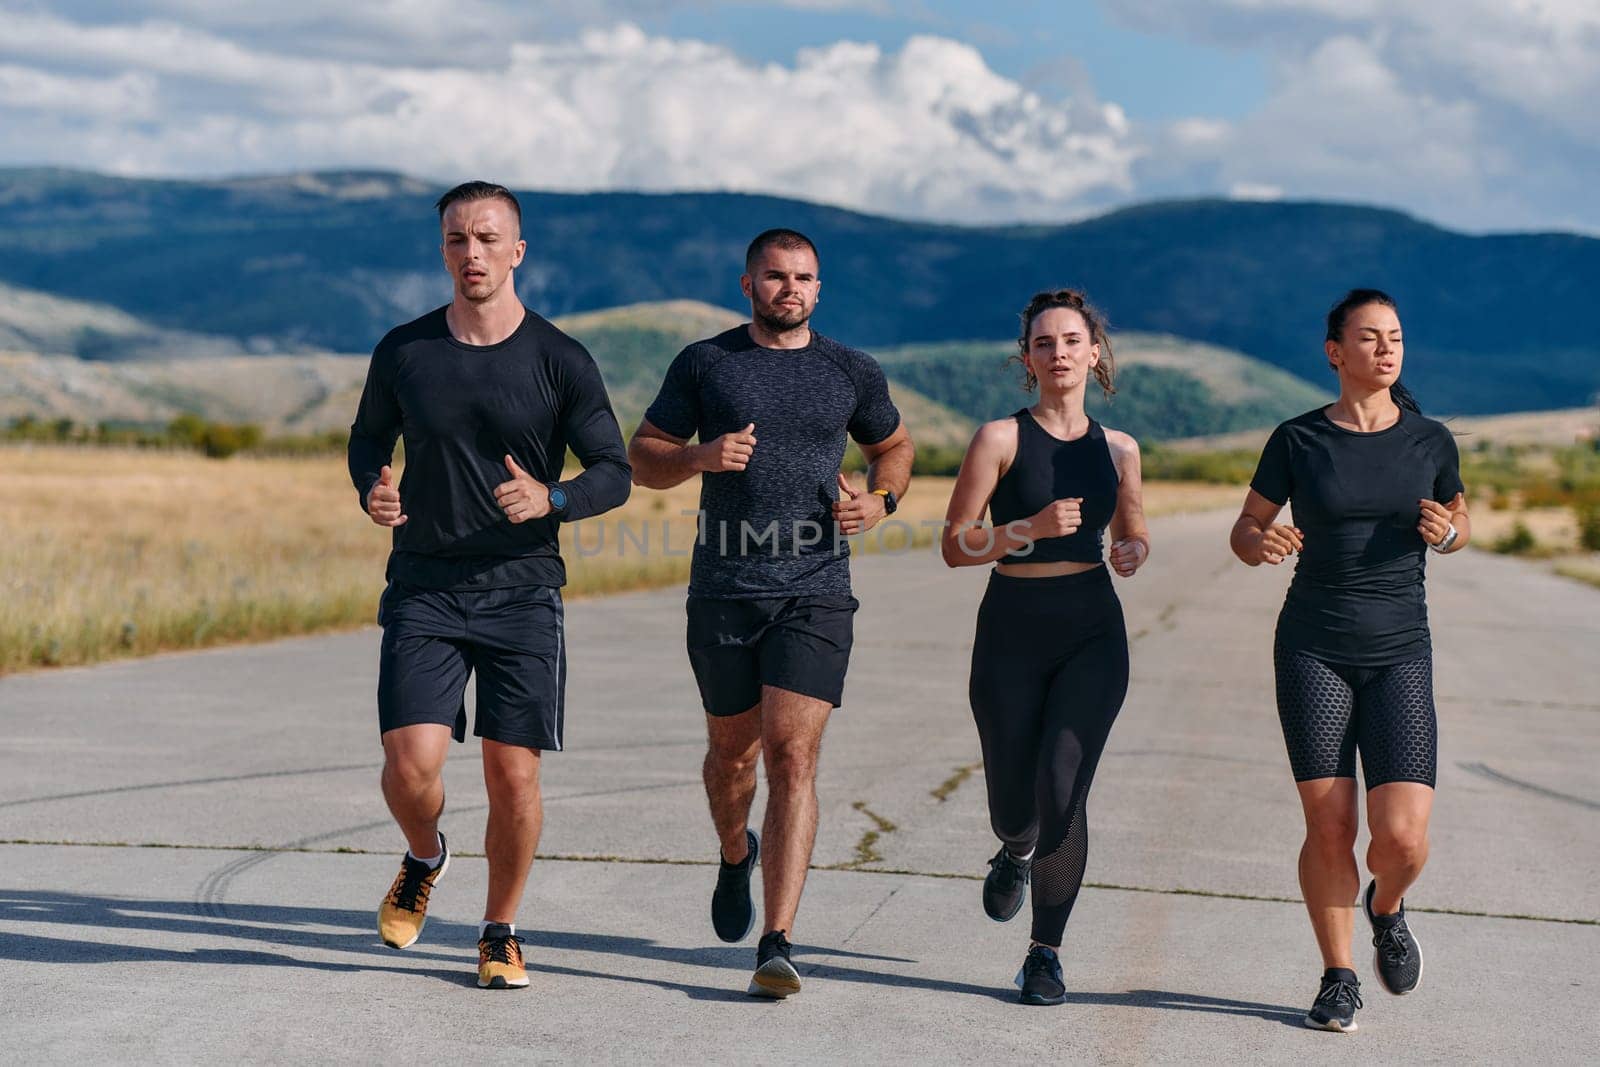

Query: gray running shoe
<box><xmin>1304</xmin><ymin>968</ymin><xmax>1363</xmax><ymax>1032</ymax></box>
<box><xmin>1365</xmin><ymin>879</ymin><xmax>1424</xmax><ymax>995</ymax></box>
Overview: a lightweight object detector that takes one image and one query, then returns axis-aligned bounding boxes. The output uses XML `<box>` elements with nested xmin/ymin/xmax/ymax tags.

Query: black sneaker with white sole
<box><xmin>983</xmin><ymin>846</ymin><xmax>1031</xmax><ymax>922</ymax></box>
<box><xmin>1014</xmin><ymin>944</ymin><xmax>1066</xmax><ymax>1006</ymax></box>
<box><xmin>747</xmin><ymin>929</ymin><xmax>801</xmax><ymax>998</ymax></box>
<box><xmin>1365</xmin><ymin>879</ymin><xmax>1423</xmax><ymax>995</ymax></box>
<box><xmin>1304</xmin><ymin>967</ymin><xmax>1363</xmax><ymax>1032</ymax></box>
<box><xmin>712</xmin><ymin>829</ymin><xmax>760</xmax><ymax>943</ymax></box>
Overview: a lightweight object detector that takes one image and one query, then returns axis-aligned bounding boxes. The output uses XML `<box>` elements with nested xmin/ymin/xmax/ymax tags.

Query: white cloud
<box><xmin>0</xmin><ymin>12</ymin><xmax>1138</xmax><ymax>223</ymax></box>
<box><xmin>2</xmin><ymin>2</ymin><xmax>1596</xmax><ymax>231</ymax></box>
<box><xmin>1117</xmin><ymin>0</ymin><xmax>1600</xmax><ymax>230</ymax></box>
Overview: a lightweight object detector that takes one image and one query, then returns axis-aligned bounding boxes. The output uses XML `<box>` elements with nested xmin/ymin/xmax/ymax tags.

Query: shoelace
<box><xmin>388</xmin><ymin>860</ymin><xmax>434</xmax><ymax>913</ymax></box>
<box><xmin>1023</xmin><ymin>949</ymin><xmax>1059</xmax><ymax>981</ymax></box>
<box><xmin>1372</xmin><ymin>921</ymin><xmax>1411</xmax><ymax>966</ymax></box>
<box><xmin>1315</xmin><ymin>978</ymin><xmax>1363</xmax><ymax>1013</ymax></box>
<box><xmin>759</xmin><ymin>932</ymin><xmax>792</xmax><ymax>962</ymax></box>
<box><xmin>482</xmin><ymin>934</ymin><xmax>523</xmax><ymax>965</ymax></box>
<box><xmin>989</xmin><ymin>850</ymin><xmax>1027</xmax><ymax>888</ymax></box>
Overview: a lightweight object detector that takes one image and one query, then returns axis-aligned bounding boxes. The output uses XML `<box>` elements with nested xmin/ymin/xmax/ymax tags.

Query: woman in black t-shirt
<box><xmin>1230</xmin><ymin>289</ymin><xmax>1470</xmax><ymax>1034</ymax></box>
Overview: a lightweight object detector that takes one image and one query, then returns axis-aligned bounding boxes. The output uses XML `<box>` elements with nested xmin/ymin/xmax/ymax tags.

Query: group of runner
<box><xmin>347</xmin><ymin>181</ymin><xmax>1469</xmax><ymax>1031</ymax></box>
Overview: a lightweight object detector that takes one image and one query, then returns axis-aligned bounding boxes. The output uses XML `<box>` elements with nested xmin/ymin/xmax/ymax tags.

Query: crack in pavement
<box><xmin>845</xmin><ymin>801</ymin><xmax>898</xmax><ymax>867</ymax></box>
<box><xmin>4</xmin><ymin>838</ymin><xmax>1593</xmax><ymax>926</ymax></box>
<box><xmin>930</xmin><ymin>762</ymin><xmax>982</xmax><ymax>803</ymax></box>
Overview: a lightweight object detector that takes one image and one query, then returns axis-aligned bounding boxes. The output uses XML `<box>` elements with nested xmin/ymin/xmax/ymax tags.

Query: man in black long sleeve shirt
<box><xmin>349</xmin><ymin>181</ymin><xmax>629</xmax><ymax>990</ymax></box>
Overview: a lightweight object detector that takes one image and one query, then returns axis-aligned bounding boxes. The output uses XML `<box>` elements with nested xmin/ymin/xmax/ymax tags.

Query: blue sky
<box><xmin>1</xmin><ymin>1</ymin><xmax>1595</xmax><ymax>233</ymax></box>
<box><xmin>652</xmin><ymin>1</ymin><xmax>1268</xmax><ymax>121</ymax></box>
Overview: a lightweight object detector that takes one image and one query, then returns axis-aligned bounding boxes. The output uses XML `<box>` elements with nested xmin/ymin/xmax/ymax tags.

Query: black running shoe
<box><xmin>983</xmin><ymin>846</ymin><xmax>1031</xmax><ymax>922</ymax></box>
<box><xmin>1014</xmin><ymin>944</ymin><xmax>1066</xmax><ymax>1006</ymax></box>
<box><xmin>1304</xmin><ymin>967</ymin><xmax>1363</xmax><ymax>1032</ymax></box>
<box><xmin>747</xmin><ymin>929</ymin><xmax>801</xmax><ymax>999</ymax></box>
<box><xmin>1365</xmin><ymin>879</ymin><xmax>1423</xmax><ymax>995</ymax></box>
<box><xmin>712</xmin><ymin>829</ymin><xmax>760</xmax><ymax>943</ymax></box>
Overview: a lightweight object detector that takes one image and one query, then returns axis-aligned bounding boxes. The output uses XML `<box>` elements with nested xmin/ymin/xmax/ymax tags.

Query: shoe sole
<box><xmin>747</xmin><ymin>958</ymin><xmax>801</xmax><ymax>999</ymax></box>
<box><xmin>985</xmin><ymin>891</ymin><xmax>1026</xmax><ymax>923</ymax></box>
<box><xmin>1303</xmin><ymin>1015</ymin><xmax>1357</xmax><ymax>1033</ymax></box>
<box><xmin>478</xmin><ymin>974</ymin><xmax>530</xmax><ymax>990</ymax></box>
<box><xmin>379</xmin><ymin>852</ymin><xmax>450</xmax><ymax>950</ymax></box>
<box><xmin>1372</xmin><ymin>937</ymin><xmax>1423</xmax><ymax>996</ymax></box>
<box><xmin>713</xmin><ymin>830</ymin><xmax>760</xmax><ymax>944</ymax></box>
<box><xmin>1365</xmin><ymin>881</ymin><xmax>1423</xmax><ymax>996</ymax></box>
<box><xmin>1018</xmin><ymin>991</ymin><xmax>1066</xmax><ymax>1006</ymax></box>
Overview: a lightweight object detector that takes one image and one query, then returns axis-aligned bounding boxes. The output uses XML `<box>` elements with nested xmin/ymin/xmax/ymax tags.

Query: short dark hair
<box><xmin>745</xmin><ymin>228</ymin><xmax>819</xmax><ymax>273</ymax></box>
<box><xmin>435</xmin><ymin>181</ymin><xmax>521</xmax><ymax>229</ymax></box>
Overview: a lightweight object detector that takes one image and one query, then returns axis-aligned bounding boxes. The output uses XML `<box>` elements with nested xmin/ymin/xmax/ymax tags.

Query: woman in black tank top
<box><xmin>941</xmin><ymin>288</ymin><xmax>1150</xmax><ymax>1005</ymax></box>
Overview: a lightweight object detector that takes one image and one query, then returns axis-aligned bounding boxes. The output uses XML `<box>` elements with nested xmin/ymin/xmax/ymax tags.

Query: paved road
<box><xmin>2</xmin><ymin>510</ymin><xmax>1596</xmax><ymax>1063</ymax></box>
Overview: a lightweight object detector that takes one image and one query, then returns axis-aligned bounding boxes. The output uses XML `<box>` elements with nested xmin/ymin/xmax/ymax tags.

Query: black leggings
<box><xmin>969</xmin><ymin>567</ymin><xmax>1129</xmax><ymax>947</ymax></box>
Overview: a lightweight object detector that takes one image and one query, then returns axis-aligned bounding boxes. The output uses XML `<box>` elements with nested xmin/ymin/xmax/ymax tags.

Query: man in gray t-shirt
<box><xmin>630</xmin><ymin>228</ymin><xmax>914</xmax><ymax>998</ymax></box>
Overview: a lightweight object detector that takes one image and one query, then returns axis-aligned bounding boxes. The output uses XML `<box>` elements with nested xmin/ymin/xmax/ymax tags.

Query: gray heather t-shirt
<box><xmin>644</xmin><ymin>325</ymin><xmax>902</xmax><ymax>599</ymax></box>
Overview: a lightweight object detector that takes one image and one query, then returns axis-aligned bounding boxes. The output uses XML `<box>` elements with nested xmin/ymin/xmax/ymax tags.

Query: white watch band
<box><xmin>1430</xmin><ymin>524</ymin><xmax>1459</xmax><ymax>553</ymax></box>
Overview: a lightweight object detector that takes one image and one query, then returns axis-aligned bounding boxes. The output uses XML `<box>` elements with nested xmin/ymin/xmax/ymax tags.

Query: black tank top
<box><xmin>988</xmin><ymin>409</ymin><xmax>1120</xmax><ymax>564</ymax></box>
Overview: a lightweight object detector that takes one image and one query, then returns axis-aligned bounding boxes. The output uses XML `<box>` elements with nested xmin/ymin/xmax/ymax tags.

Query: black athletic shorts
<box><xmin>1273</xmin><ymin>643</ymin><xmax>1436</xmax><ymax>788</ymax></box>
<box><xmin>377</xmin><ymin>581</ymin><xmax>565</xmax><ymax>750</ymax></box>
<box><xmin>685</xmin><ymin>595</ymin><xmax>858</xmax><ymax>717</ymax></box>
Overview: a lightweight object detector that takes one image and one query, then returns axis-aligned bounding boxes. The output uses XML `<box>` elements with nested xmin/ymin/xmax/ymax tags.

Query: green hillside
<box><xmin>875</xmin><ymin>333</ymin><xmax>1330</xmax><ymax>442</ymax></box>
<box><xmin>0</xmin><ymin>294</ymin><xmax>978</xmax><ymax>449</ymax></box>
<box><xmin>3</xmin><ymin>169</ymin><xmax>1597</xmax><ymax>414</ymax></box>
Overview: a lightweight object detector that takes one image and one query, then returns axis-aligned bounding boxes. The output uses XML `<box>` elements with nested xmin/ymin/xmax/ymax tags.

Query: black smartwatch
<box><xmin>546</xmin><ymin>483</ymin><xmax>568</xmax><ymax>514</ymax></box>
<box><xmin>872</xmin><ymin>488</ymin><xmax>898</xmax><ymax>515</ymax></box>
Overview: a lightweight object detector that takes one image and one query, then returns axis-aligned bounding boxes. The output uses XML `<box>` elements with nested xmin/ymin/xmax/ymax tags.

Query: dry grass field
<box><xmin>0</xmin><ymin>445</ymin><xmax>1243</xmax><ymax>675</ymax></box>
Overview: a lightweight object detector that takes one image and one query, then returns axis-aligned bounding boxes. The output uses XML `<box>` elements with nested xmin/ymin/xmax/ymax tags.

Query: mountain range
<box><xmin>1</xmin><ymin>283</ymin><xmax>1329</xmax><ymax>447</ymax></box>
<box><xmin>0</xmin><ymin>167</ymin><xmax>1594</xmax><ymax>415</ymax></box>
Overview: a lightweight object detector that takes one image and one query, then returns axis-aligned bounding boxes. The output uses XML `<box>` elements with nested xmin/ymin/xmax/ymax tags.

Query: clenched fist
<box><xmin>832</xmin><ymin>472</ymin><xmax>888</xmax><ymax>535</ymax></box>
<box><xmin>696</xmin><ymin>423</ymin><xmax>756</xmax><ymax>473</ymax></box>
<box><xmin>1418</xmin><ymin>494</ymin><xmax>1461</xmax><ymax>546</ymax></box>
<box><xmin>1026</xmin><ymin>498</ymin><xmax>1084</xmax><ymax>540</ymax></box>
<box><xmin>494</xmin><ymin>454</ymin><xmax>551</xmax><ymax>524</ymax></box>
<box><xmin>1247</xmin><ymin>523</ymin><xmax>1304</xmax><ymax>565</ymax></box>
<box><xmin>1109</xmin><ymin>538</ymin><xmax>1148</xmax><ymax>577</ymax></box>
<box><xmin>366</xmin><ymin>465</ymin><xmax>407</xmax><ymax>527</ymax></box>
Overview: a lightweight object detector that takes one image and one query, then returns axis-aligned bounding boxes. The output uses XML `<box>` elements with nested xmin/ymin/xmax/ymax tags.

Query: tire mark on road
<box><xmin>9</xmin><ymin>838</ymin><xmax>1593</xmax><ymax>926</ymax></box>
<box><xmin>190</xmin><ymin>779</ymin><xmax>702</xmax><ymax>918</ymax></box>
<box><xmin>1458</xmin><ymin>762</ymin><xmax>1600</xmax><ymax>811</ymax></box>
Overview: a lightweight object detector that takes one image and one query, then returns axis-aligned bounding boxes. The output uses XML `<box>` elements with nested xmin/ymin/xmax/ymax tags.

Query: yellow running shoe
<box><xmin>377</xmin><ymin>833</ymin><xmax>448</xmax><ymax>950</ymax></box>
<box><xmin>478</xmin><ymin>923</ymin><xmax>530</xmax><ymax>989</ymax></box>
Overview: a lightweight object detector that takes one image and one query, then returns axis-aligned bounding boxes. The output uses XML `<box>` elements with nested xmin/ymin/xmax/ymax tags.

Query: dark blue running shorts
<box><xmin>685</xmin><ymin>595</ymin><xmax>858</xmax><ymax>718</ymax></box>
<box><xmin>377</xmin><ymin>581</ymin><xmax>565</xmax><ymax>750</ymax></box>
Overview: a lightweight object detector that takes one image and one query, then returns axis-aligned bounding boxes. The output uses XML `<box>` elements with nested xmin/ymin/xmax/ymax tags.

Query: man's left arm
<box><xmin>553</xmin><ymin>349</ymin><xmax>633</xmax><ymax>521</ymax></box>
<box><xmin>834</xmin><ymin>422</ymin><xmax>914</xmax><ymax>535</ymax></box>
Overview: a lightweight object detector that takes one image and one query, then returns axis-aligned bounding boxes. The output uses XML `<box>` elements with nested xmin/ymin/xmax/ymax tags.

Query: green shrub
<box><xmin>1493</xmin><ymin>521</ymin><xmax>1537</xmax><ymax>555</ymax></box>
<box><xmin>1576</xmin><ymin>505</ymin><xmax>1600</xmax><ymax>552</ymax></box>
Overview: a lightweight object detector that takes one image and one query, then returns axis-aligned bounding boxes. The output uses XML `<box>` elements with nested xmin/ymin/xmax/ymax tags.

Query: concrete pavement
<box><xmin>2</xmin><ymin>510</ymin><xmax>1596</xmax><ymax>1063</ymax></box>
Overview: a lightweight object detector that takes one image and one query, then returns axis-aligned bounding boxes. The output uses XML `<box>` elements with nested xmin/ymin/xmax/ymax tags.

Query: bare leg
<box><xmin>380</xmin><ymin>724</ymin><xmax>452</xmax><ymax>857</ymax></box>
<box><xmin>759</xmin><ymin>686</ymin><xmax>832</xmax><ymax>937</ymax></box>
<box><xmin>482</xmin><ymin>740</ymin><xmax>543</xmax><ymax>924</ymax></box>
<box><xmin>704</xmin><ymin>705</ymin><xmax>763</xmax><ymax>864</ymax></box>
<box><xmin>1366</xmin><ymin>782</ymin><xmax>1434</xmax><ymax>914</ymax></box>
<box><xmin>1294</xmin><ymin>777</ymin><xmax>1361</xmax><ymax>970</ymax></box>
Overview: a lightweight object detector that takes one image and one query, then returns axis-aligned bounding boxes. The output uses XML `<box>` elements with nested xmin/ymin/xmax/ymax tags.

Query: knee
<box><xmin>1304</xmin><ymin>813</ymin><xmax>1358</xmax><ymax>856</ymax></box>
<box><xmin>484</xmin><ymin>758</ymin><xmax>541</xmax><ymax>804</ymax></box>
<box><xmin>382</xmin><ymin>754</ymin><xmax>439</xmax><ymax>795</ymax></box>
<box><xmin>763</xmin><ymin>740</ymin><xmax>818</xmax><ymax>789</ymax></box>
<box><xmin>1370</xmin><ymin>824</ymin><xmax>1428</xmax><ymax>869</ymax></box>
<box><xmin>706</xmin><ymin>736</ymin><xmax>761</xmax><ymax>778</ymax></box>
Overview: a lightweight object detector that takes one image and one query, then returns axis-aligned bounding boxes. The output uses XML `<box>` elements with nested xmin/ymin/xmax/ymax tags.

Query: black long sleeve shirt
<box><xmin>348</xmin><ymin>306</ymin><xmax>631</xmax><ymax>590</ymax></box>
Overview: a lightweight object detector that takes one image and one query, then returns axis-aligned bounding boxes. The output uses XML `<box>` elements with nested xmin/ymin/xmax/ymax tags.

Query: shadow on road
<box><xmin>0</xmin><ymin>889</ymin><xmax>1303</xmax><ymax>1023</ymax></box>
